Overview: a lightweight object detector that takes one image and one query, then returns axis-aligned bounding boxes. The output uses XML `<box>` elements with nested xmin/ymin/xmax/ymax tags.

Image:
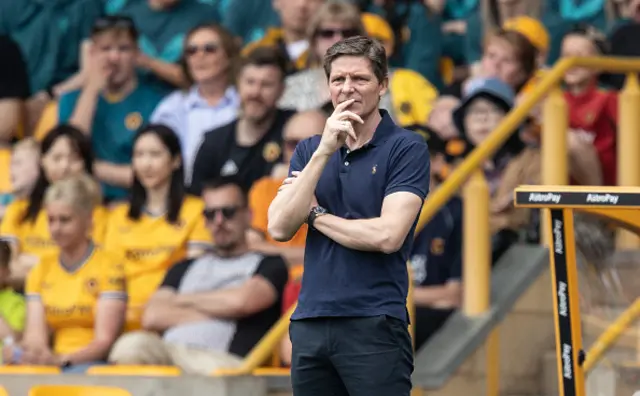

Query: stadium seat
<box><xmin>0</xmin><ymin>386</ymin><xmax>8</xmax><ymax>396</ymax></box>
<box><xmin>86</xmin><ymin>365</ymin><xmax>181</xmax><ymax>376</ymax></box>
<box><xmin>28</xmin><ymin>385</ymin><xmax>131</xmax><ymax>396</ymax></box>
<box><xmin>0</xmin><ymin>366</ymin><xmax>61</xmax><ymax>374</ymax></box>
<box><xmin>252</xmin><ymin>367</ymin><xmax>290</xmax><ymax>376</ymax></box>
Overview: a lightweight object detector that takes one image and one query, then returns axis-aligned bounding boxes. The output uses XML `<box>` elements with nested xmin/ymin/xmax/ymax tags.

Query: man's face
<box><xmin>202</xmin><ymin>185</ymin><xmax>250</xmax><ymax>252</ymax></box>
<box><xmin>328</xmin><ymin>55</ymin><xmax>387</xmax><ymax>119</ymax></box>
<box><xmin>273</xmin><ymin>0</ymin><xmax>325</xmax><ymax>36</ymax></box>
<box><xmin>238</xmin><ymin>65</ymin><xmax>284</xmax><ymax>123</ymax></box>
<box><xmin>91</xmin><ymin>31</ymin><xmax>138</xmax><ymax>88</ymax></box>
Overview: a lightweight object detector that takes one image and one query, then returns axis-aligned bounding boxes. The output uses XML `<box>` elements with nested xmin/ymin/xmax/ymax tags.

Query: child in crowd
<box><xmin>0</xmin><ymin>139</ymin><xmax>40</xmax><ymax>220</ymax></box>
<box><xmin>0</xmin><ymin>240</ymin><xmax>26</xmax><ymax>346</ymax></box>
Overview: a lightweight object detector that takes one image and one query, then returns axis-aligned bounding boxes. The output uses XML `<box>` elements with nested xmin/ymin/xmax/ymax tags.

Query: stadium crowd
<box><xmin>0</xmin><ymin>0</ymin><xmax>634</xmax><ymax>375</ymax></box>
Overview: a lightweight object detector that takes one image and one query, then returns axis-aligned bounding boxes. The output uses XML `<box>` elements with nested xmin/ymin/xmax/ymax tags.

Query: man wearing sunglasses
<box><xmin>109</xmin><ymin>176</ymin><xmax>288</xmax><ymax>374</ymax></box>
<box><xmin>58</xmin><ymin>16</ymin><xmax>164</xmax><ymax>203</ymax></box>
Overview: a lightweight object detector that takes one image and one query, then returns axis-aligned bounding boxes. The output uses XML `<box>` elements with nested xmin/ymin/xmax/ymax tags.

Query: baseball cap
<box><xmin>503</xmin><ymin>16</ymin><xmax>550</xmax><ymax>54</ymax></box>
<box><xmin>452</xmin><ymin>77</ymin><xmax>516</xmax><ymax>134</ymax></box>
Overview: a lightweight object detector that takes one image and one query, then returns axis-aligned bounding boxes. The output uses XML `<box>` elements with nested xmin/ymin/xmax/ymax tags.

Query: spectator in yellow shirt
<box><xmin>104</xmin><ymin>125</ymin><xmax>213</xmax><ymax>331</ymax></box>
<box><xmin>0</xmin><ymin>125</ymin><xmax>108</xmax><ymax>288</ymax></box>
<box><xmin>3</xmin><ymin>175</ymin><xmax>126</xmax><ymax>373</ymax></box>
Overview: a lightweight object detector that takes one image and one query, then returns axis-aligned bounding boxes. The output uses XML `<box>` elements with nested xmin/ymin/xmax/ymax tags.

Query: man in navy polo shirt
<box><xmin>268</xmin><ymin>36</ymin><xmax>430</xmax><ymax>396</ymax></box>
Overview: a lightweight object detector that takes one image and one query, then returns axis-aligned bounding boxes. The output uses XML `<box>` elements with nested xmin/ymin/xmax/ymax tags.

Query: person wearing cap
<box><xmin>561</xmin><ymin>25</ymin><xmax>617</xmax><ymax>186</ymax></box>
<box><xmin>278</xmin><ymin>0</ymin><xmax>438</xmax><ymax>127</ymax></box>
<box><xmin>451</xmin><ymin>77</ymin><xmax>538</xmax><ymax>258</ymax></box>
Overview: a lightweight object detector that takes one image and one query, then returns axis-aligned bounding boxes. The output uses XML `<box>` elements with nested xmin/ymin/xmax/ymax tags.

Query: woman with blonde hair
<box><xmin>3</xmin><ymin>174</ymin><xmax>126</xmax><ymax>373</ymax></box>
<box><xmin>0</xmin><ymin>125</ymin><xmax>108</xmax><ymax>288</ymax></box>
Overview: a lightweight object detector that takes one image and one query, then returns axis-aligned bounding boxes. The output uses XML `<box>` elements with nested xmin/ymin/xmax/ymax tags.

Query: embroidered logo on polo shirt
<box><xmin>125</xmin><ymin>112</ymin><xmax>143</xmax><ymax>131</ymax></box>
<box><xmin>263</xmin><ymin>142</ymin><xmax>281</xmax><ymax>162</ymax></box>
<box><xmin>221</xmin><ymin>159</ymin><xmax>239</xmax><ymax>176</ymax></box>
<box><xmin>372</xmin><ymin>164</ymin><xmax>377</xmax><ymax>174</ymax></box>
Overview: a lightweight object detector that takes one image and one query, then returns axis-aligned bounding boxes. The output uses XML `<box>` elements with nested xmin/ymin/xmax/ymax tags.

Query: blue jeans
<box><xmin>62</xmin><ymin>361</ymin><xmax>108</xmax><ymax>373</ymax></box>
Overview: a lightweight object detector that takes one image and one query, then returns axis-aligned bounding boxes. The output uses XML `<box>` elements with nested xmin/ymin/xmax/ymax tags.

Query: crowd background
<box><xmin>0</xmin><ymin>0</ymin><xmax>635</xmax><ymax>375</ymax></box>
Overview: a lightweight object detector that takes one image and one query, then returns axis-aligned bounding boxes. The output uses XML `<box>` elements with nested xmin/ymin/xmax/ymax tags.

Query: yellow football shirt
<box><xmin>0</xmin><ymin>200</ymin><xmax>109</xmax><ymax>259</ymax></box>
<box><xmin>25</xmin><ymin>245</ymin><xmax>126</xmax><ymax>355</ymax></box>
<box><xmin>103</xmin><ymin>195</ymin><xmax>213</xmax><ymax>330</ymax></box>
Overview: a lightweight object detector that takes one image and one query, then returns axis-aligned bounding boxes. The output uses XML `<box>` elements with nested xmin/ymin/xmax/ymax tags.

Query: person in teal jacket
<box><xmin>221</xmin><ymin>0</ymin><xmax>280</xmax><ymax>45</ymax></box>
<box><xmin>0</xmin><ymin>0</ymin><xmax>103</xmax><ymax>94</ymax></box>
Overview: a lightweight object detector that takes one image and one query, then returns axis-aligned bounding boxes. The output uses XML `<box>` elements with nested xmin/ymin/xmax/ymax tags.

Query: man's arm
<box><xmin>313</xmin><ymin>191</ymin><xmax>424</xmax><ymax>254</ymax></box>
<box><xmin>268</xmin><ymin>99</ymin><xmax>361</xmax><ymax>242</ymax></box>
<box><xmin>314</xmin><ymin>139</ymin><xmax>430</xmax><ymax>253</ymax></box>
<box><xmin>0</xmin><ymin>35</ymin><xmax>29</xmax><ymax>142</ymax></box>
<box><xmin>176</xmin><ymin>256</ymin><xmax>288</xmax><ymax>319</ymax></box>
<box><xmin>413</xmin><ymin>280</ymin><xmax>462</xmax><ymax>309</ymax></box>
<box><xmin>142</xmin><ymin>288</ymin><xmax>210</xmax><ymax>332</ymax></box>
<box><xmin>267</xmin><ymin>150</ymin><xmax>328</xmax><ymax>242</ymax></box>
<box><xmin>93</xmin><ymin>161</ymin><xmax>133</xmax><ymax>189</ymax></box>
<box><xmin>141</xmin><ymin>260</ymin><xmax>209</xmax><ymax>332</ymax></box>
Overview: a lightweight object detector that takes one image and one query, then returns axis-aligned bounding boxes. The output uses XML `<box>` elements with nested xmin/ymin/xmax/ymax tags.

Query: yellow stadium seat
<box><xmin>0</xmin><ymin>386</ymin><xmax>8</xmax><ymax>396</ymax></box>
<box><xmin>29</xmin><ymin>385</ymin><xmax>131</xmax><ymax>396</ymax></box>
<box><xmin>86</xmin><ymin>365</ymin><xmax>181</xmax><ymax>376</ymax></box>
<box><xmin>33</xmin><ymin>101</ymin><xmax>58</xmax><ymax>142</ymax></box>
<box><xmin>0</xmin><ymin>147</ymin><xmax>11</xmax><ymax>195</ymax></box>
<box><xmin>252</xmin><ymin>367</ymin><xmax>290</xmax><ymax>376</ymax></box>
<box><xmin>0</xmin><ymin>366</ymin><xmax>61</xmax><ymax>374</ymax></box>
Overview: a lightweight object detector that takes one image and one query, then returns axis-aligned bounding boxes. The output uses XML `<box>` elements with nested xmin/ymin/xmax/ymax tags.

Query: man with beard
<box><xmin>108</xmin><ymin>176</ymin><xmax>288</xmax><ymax>374</ymax></box>
<box><xmin>59</xmin><ymin>16</ymin><xmax>164</xmax><ymax>203</ymax></box>
<box><xmin>190</xmin><ymin>47</ymin><xmax>295</xmax><ymax>194</ymax></box>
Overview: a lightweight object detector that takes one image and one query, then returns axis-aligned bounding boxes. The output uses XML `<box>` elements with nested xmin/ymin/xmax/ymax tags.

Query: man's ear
<box><xmin>379</xmin><ymin>76</ymin><xmax>389</xmax><ymax>97</ymax></box>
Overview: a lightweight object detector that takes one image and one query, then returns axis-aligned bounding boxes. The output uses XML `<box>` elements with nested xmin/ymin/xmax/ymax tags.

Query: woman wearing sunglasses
<box><xmin>150</xmin><ymin>23</ymin><xmax>241</xmax><ymax>186</ymax></box>
<box><xmin>104</xmin><ymin>124</ymin><xmax>213</xmax><ymax>332</ymax></box>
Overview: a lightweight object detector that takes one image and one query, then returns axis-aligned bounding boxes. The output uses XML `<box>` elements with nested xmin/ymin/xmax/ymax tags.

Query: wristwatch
<box><xmin>307</xmin><ymin>206</ymin><xmax>328</xmax><ymax>227</ymax></box>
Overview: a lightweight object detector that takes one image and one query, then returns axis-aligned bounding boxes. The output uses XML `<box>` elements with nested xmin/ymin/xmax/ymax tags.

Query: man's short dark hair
<box><xmin>323</xmin><ymin>36</ymin><xmax>388</xmax><ymax>83</ymax></box>
<box><xmin>240</xmin><ymin>47</ymin><xmax>288</xmax><ymax>81</ymax></box>
<box><xmin>91</xmin><ymin>15</ymin><xmax>139</xmax><ymax>42</ymax></box>
<box><xmin>201</xmin><ymin>176</ymin><xmax>249</xmax><ymax>206</ymax></box>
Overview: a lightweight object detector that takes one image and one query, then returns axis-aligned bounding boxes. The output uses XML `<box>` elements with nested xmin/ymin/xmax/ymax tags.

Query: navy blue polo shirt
<box><xmin>290</xmin><ymin>110</ymin><xmax>430</xmax><ymax>322</ymax></box>
<box><xmin>410</xmin><ymin>197</ymin><xmax>463</xmax><ymax>287</ymax></box>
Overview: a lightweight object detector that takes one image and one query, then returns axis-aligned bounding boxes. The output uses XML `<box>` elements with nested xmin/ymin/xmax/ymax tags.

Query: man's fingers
<box><xmin>291</xmin><ymin>171</ymin><xmax>301</xmax><ymax>177</ymax></box>
<box><xmin>333</xmin><ymin>99</ymin><xmax>355</xmax><ymax>114</ymax></box>
<box><xmin>336</xmin><ymin>110</ymin><xmax>364</xmax><ymax>124</ymax></box>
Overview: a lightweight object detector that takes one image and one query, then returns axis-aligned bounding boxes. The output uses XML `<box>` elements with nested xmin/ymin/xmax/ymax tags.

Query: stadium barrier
<box><xmin>408</xmin><ymin>56</ymin><xmax>640</xmax><ymax>395</ymax></box>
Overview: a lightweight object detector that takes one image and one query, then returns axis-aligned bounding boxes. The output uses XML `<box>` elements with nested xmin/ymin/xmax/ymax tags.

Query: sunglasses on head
<box><xmin>93</xmin><ymin>16</ymin><xmax>135</xmax><ymax>31</ymax></box>
<box><xmin>185</xmin><ymin>43</ymin><xmax>220</xmax><ymax>56</ymax></box>
<box><xmin>203</xmin><ymin>206</ymin><xmax>240</xmax><ymax>221</ymax></box>
<box><xmin>316</xmin><ymin>28</ymin><xmax>360</xmax><ymax>39</ymax></box>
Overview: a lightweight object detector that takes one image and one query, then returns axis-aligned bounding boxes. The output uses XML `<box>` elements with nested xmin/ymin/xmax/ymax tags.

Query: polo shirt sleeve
<box><xmin>160</xmin><ymin>259</ymin><xmax>194</xmax><ymax>290</ymax></box>
<box><xmin>385</xmin><ymin>139</ymin><xmax>430</xmax><ymax>200</ymax></box>
<box><xmin>288</xmin><ymin>139</ymin><xmax>310</xmax><ymax>175</ymax></box>
<box><xmin>255</xmin><ymin>255</ymin><xmax>289</xmax><ymax>298</ymax></box>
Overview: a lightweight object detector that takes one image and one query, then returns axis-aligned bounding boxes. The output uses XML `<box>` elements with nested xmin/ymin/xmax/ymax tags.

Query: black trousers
<box><xmin>290</xmin><ymin>316</ymin><xmax>414</xmax><ymax>396</ymax></box>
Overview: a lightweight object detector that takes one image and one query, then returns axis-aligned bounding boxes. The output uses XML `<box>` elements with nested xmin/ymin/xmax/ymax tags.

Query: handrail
<box><xmin>414</xmin><ymin>56</ymin><xmax>640</xmax><ymax>234</ymax></box>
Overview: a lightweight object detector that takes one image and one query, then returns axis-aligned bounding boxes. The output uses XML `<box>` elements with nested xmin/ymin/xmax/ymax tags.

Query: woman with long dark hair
<box><xmin>104</xmin><ymin>124</ymin><xmax>212</xmax><ymax>331</ymax></box>
<box><xmin>0</xmin><ymin>124</ymin><xmax>107</xmax><ymax>286</ymax></box>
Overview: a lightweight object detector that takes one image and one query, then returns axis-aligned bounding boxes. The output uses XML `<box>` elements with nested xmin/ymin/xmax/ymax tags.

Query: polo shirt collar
<box><xmin>367</xmin><ymin>109</ymin><xmax>396</xmax><ymax>147</ymax></box>
<box><xmin>185</xmin><ymin>85</ymin><xmax>238</xmax><ymax>109</ymax></box>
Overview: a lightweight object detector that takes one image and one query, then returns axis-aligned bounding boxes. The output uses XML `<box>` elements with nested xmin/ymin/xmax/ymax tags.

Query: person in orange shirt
<box><xmin>247</xmin><ymin>110</ymin><xmax>327</xmax><ymax>274</ymax></box>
